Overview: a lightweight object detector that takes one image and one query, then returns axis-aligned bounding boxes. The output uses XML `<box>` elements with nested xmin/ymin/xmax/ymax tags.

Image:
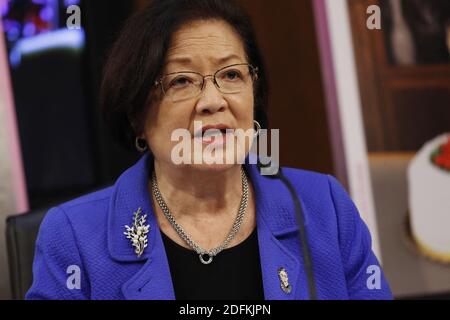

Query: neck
<box><xmin>151</xmin><ymin>161</ymin><xmax>245</xmax><ymax>219</ymax></box>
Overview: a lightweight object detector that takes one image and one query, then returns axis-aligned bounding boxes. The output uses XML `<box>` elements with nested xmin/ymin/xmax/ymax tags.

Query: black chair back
<box><xmin>6</xmin><ymin>209</ymin><xmax>47</xmax><ymax>300</ymax></box>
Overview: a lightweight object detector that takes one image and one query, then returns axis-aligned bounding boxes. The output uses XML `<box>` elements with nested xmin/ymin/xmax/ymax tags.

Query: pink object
<box><xmin>312</xmin><ymin>0</ymin><xmax>348</xmax><ymax>188</ymax></box>
<box><xmin>0</xmin><ymin>7</ymin><xmax>29</xmax><ymax>213</ymax></box>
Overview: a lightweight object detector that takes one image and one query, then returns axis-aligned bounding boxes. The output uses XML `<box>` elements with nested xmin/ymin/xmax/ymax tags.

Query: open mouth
<box><xmin>202</xmin><ymin>128</ymin><xmax>228</xmax><ymax>136</ymax></box>
<box><xmin>195</xmin><ymin>125</ymin><xmax>234</xmax><ymax>145</ymax></box>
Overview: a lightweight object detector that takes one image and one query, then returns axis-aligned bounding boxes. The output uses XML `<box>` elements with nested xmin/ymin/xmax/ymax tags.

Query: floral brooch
<box><xmin>124</xmin><ymin>207</ymin><xmax>150</xmax><ymax>257</ymax></box>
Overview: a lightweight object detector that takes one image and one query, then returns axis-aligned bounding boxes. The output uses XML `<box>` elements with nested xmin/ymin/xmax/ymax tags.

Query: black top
<box><xmin>160</xmin><ymin>227</ymin><xmax>265</xmax><ymax>300</ymax></box>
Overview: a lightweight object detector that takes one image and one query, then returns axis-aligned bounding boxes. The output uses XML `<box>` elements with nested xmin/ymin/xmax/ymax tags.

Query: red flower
<box><xmin>432</xmin><ymin>137</ymin><xmax>450</xmax><ymax>171</ymax></box>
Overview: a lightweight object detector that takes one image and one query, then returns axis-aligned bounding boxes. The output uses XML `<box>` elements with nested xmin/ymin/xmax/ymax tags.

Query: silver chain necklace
<box><xmin>151</xmin><ymin>167</ymin><xmax>249</xmax><ymax>265</ymax></box>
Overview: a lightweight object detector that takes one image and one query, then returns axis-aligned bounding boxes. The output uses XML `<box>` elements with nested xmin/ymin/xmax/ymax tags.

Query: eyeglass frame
<box><xmin>153</xmin><ymin>63</ymin><xmax>259</xmax><ymax>100</ymax></box>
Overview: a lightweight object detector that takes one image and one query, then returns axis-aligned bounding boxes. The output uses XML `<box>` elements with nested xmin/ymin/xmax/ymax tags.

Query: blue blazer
<box><xmin>26</xmin><ymin>154</ymin><xmax>392</xmax><ymax>300</ymax></box>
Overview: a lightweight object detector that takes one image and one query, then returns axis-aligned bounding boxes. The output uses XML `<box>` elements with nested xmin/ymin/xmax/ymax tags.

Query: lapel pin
<box><xmin>278</xmin><ymin>267</ymin><xmax>292</xmax><ymax>294</ymax></box>
<box><xmin>124</xmin><ymin>207</ymin><xmax>150</xmax><ymax>257</ymax></box>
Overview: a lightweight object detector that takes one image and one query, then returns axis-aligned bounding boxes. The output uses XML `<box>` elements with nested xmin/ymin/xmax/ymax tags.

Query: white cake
<box><xmin>408</xmin><ymin>133</ymin><xmax>450</xmax><ymax>262</ymax></box>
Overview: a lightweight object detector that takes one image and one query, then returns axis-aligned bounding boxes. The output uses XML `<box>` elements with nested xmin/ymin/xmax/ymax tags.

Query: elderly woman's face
<box><xmin>143</xmin><ymin>19</ymin><xmax>255</xmax><ymax>171</ymax></box>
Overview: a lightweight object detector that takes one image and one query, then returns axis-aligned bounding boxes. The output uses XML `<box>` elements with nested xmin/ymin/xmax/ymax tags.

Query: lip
<box><xmin>194</xmin><ymin>123</ymin><xmax>233</xmax><ymax>138</ymax></box>
<box><xmin>193</xmin><ymin>123</ymin><xmax>234</xmax><ymax>146</ymax></box>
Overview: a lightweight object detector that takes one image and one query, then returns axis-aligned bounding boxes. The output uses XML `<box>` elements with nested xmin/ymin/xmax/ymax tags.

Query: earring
<box><xmin>135</xmin><ymin>137</ymin><xmax>148</xmax><ymax>153</ymax></box>
<box><xmin>253</xmin><ymin>120</ymin><xmax>261</xmax><ymax>138</ymax></box>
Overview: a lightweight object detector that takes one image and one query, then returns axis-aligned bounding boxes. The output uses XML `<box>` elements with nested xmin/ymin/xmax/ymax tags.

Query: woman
<box><xmin>26</xmin><ymin>0</ymin><xmax>392</xmax><ymax>300</ymax></box>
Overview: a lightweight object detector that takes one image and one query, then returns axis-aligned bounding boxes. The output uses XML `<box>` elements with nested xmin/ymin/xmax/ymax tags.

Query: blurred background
<box><xmin>0</xmin><ymin>0</ymin><xmax>449</xmax><ymax>299</ymax></box>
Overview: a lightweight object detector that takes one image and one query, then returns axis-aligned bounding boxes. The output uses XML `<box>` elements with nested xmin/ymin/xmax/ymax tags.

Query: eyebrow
<box><xmin>165</xmin><ymin>54</ymin><xmax>244</xmax><ymax>67</ymax></box>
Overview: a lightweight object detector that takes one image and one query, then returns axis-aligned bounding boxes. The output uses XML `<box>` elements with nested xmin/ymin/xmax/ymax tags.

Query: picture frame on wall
<box><xmin>380</xmin><ymin>0</ymin><xmax>450</xmax><ymax>66</ymax></box>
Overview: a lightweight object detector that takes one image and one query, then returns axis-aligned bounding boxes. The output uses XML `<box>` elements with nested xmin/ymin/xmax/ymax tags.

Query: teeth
<box><xmin>203</xmin><ymin>129</ymin><xmax>223</xmax><ymax>137</ymax></box>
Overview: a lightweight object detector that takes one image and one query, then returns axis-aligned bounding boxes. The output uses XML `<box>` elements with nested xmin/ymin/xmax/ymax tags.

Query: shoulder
<box><xmin>256</xmin><ymin>165</ymin><xmax>353</xmax><ymax>237</ymax></box>
<box><xmin>277</xmin><ymin>166</ymin><xmax>361</xmax><ymax>253</ymax></box>
<box><xmin>281</xmin><ymin>166</ymin><xmax>330</xmax><ymax>185</ymax></box>
<box><xmin>34</xmin><ymin>186</ymin><xmax>116</xmax><ymax>274</ymax></box>
<box><xmin>278</xmin><ymin>166</ymin><xmax>345</xmax><ymax>202</ymax></box>
<box><xmin>280</xmin><ymin>166</ymin><xmax>359</xmax><ymax>229</ymax></box>
<box><xmin>26</xmin><ymin>189</ymin><xmax>114</xmax><ymax>300</ymax></box>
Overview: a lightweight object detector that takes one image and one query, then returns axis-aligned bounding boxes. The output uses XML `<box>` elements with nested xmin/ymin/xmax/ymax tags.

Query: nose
<box><xmin>195</xmin><ymin>76</ymin><xmax>227</xmax><ymax>114</ymax></box>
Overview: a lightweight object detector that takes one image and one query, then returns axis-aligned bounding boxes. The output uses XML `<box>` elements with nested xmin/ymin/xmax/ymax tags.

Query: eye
<box><xmin>222</xmin><ymin>69</ymin><xmax>243</xmax><ymax>81</ymax></box>
<box><xmin>169</xmin><ymin>76</ymin><xmax>193</xmax><ymax>89</ymax></box>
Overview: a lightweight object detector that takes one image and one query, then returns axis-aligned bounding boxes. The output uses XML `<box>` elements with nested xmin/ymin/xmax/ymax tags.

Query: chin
<box><xmin>165</xmin><ymin>145</ymin><xmax>250</xmax><ymax>172</ymax></box>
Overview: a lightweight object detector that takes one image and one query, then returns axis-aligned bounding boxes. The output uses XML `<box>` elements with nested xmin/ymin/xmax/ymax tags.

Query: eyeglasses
<box><xmin>154</xmin><ymin>63</ymin><xmax>258</xmax><ymax>103</ymax></box>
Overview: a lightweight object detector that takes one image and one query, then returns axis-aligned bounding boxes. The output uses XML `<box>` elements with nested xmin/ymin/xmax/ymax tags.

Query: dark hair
<box><xmin>101</xmin><ymin>0</ymin><xmax>269</xmax><ymax>150</ymax></box>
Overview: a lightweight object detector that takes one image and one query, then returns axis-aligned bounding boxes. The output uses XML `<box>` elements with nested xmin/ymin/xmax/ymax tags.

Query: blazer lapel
<box><xmin>257</xmin><ymin>218</ymin><xmax>301</xmax><ymax>300</ymax></box>
<box><xmin>120</xmin><ymin>229</ymin><xmax>176</xmax><ymax>300</ymax></box>
<box><xmin>246</xmin><ymin>163</ymin><xmax>310</xmax><ymax>300</ymax></box>
<box><xmin>107</xmin><ymin>153</ymin><xmax>175</xmax><ymax>300</ymax></box>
